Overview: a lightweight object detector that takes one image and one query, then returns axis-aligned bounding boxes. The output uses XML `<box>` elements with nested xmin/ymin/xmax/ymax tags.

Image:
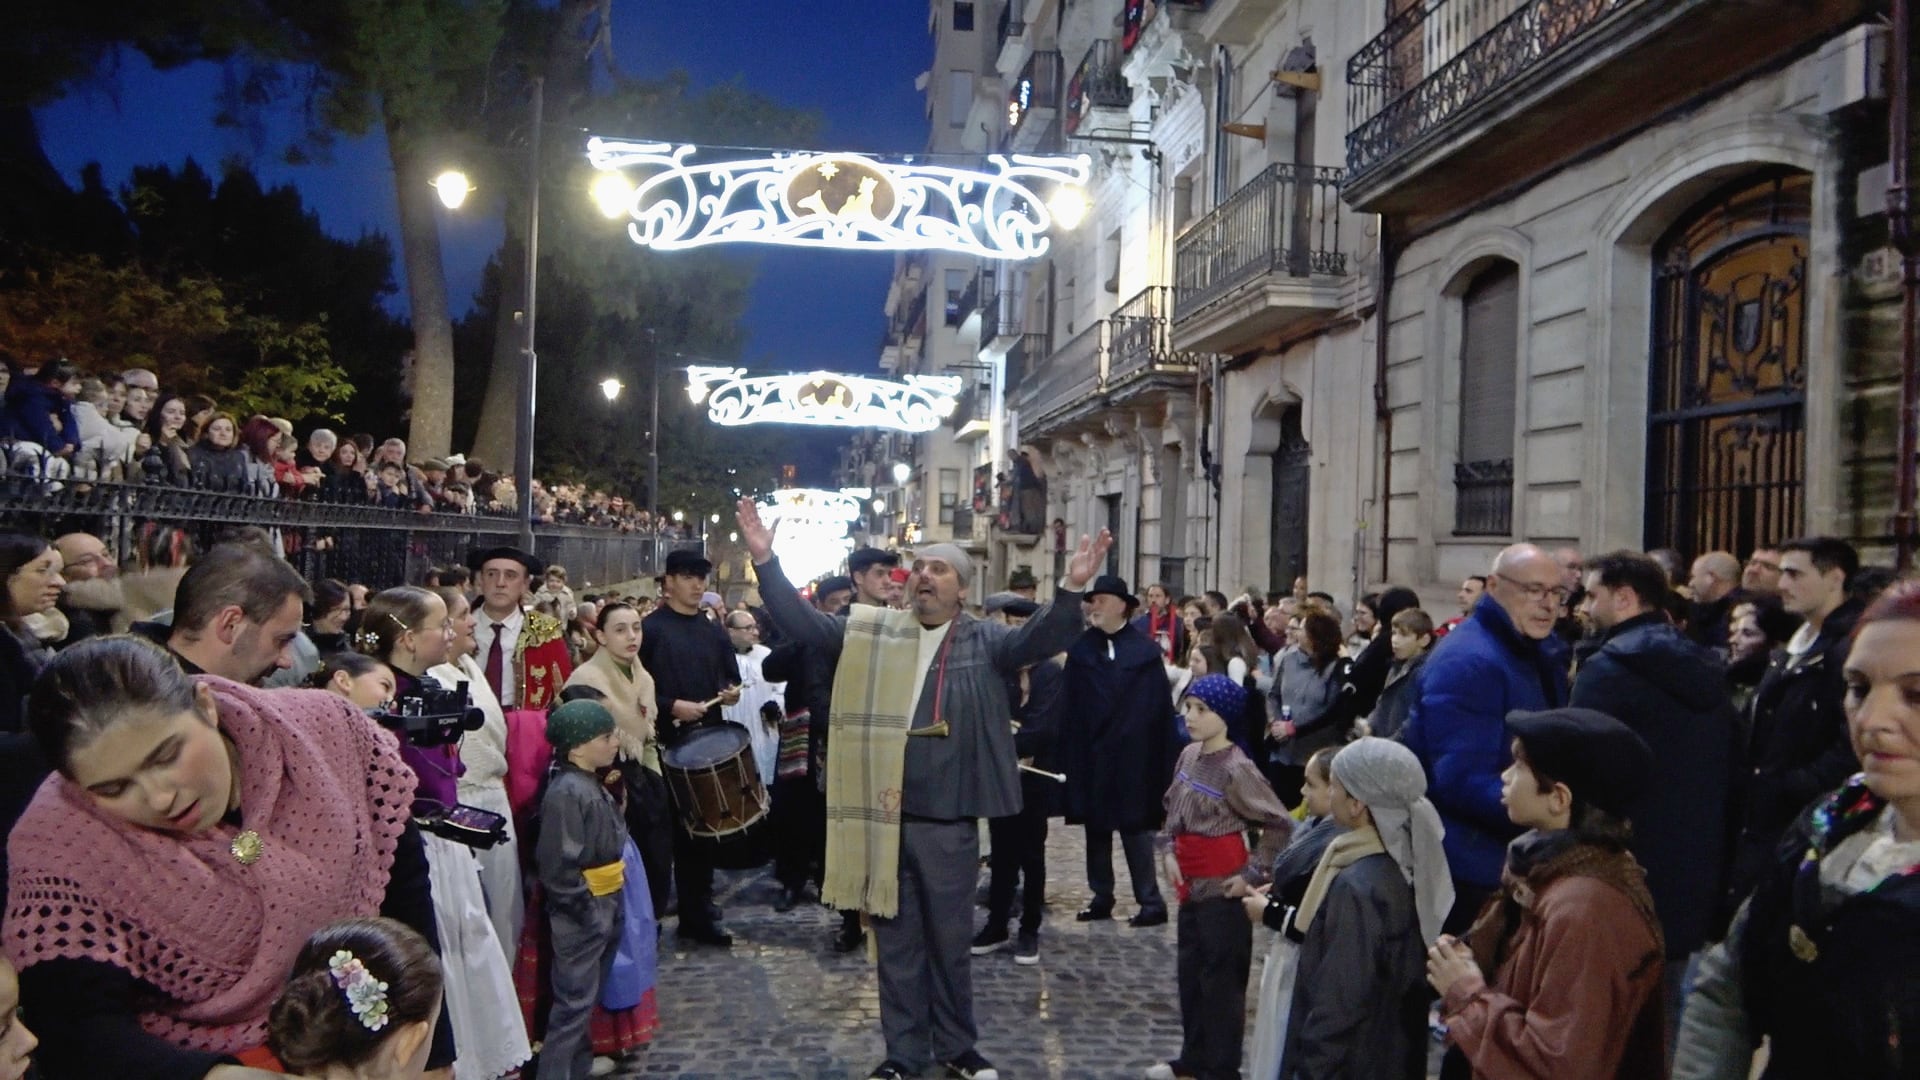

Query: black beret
<box><xmin>1001</xmin><ymin>597</ymin><xmax>1041</xmax><ymax>618</ymax></box>
<box><xmin>1504</xmin><ymin>707</ymin><xmax>1654</xmax><ymax>819</ymax></box>
<box><xmin>466</xmin><ymin>545</ymin><xmax>544</xmax><ymax>578</ymax></box>
<box><xmin>663</xmin><ymin>548</ymin><xmax>713</xmax><ymax>578</ymax></box>
<box><xmin>848</xmin><ymin>547</ymin><xmax>900</xmax><ymax>575</ymax></box>
<box><xmin>814</xmin><ymin>575</ymin><xmax>854</xmax><ymax>598</ymax></box>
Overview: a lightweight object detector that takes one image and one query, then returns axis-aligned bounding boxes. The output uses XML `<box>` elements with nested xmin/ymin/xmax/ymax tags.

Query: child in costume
<box><xmin>1145</xmin><ymin>674</ymin><xmax>1293</xmax><ymax>1080</ymax></box>
<box><xmin>1244</xmin><ymin>744</ymin><xmax>1344</xmax><ymax>1079</ymax></box>
<box><xmin>267</xmin><ymin>918</ymin><xmax>445</xmax><ymax>1080</ymax></box>
<box><xmin>535</xmin><ymin>699</ymin><xmax>632</xmax><ymax>1080</ymax></box>
<box><xmin>1428</xmin><ymin>708</ymin><xmax>1666</xmax><ymax>1080</ymax></box>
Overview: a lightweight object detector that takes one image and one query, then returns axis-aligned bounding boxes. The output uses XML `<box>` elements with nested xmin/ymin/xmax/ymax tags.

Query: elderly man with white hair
<box><xmin>1400</xmin><ymin>543</ymin><xmax>1570</xmax><ymax>934</ymax></box>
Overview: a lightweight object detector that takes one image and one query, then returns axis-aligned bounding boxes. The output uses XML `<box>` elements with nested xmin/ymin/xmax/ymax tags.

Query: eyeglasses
<box><xmin>1499</xmin><ymin>578</ymin><xmax>1571</xmax><ymax>604</ymax></box>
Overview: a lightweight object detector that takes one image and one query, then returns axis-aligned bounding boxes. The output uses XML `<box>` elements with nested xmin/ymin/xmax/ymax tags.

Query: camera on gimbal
<box><xmin>367</xmin><ymin>680</ymin><xmax>485</xmax><ymax>748</ymax></box>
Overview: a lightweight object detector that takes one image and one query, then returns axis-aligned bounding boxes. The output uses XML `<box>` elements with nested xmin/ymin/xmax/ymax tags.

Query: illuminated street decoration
<box><xmin>686</xmin><ymin>366</ymin><xmax>962</xmax><ymax>432</ymax></box>
<box><xmin>756</xmin><ymin>487</ymin><xmax>869</xmax><ymax>585</ymax></box>
<box><xmin>585</xmin><ymin>138</ymin><xmax>1091</xmax><ymax>259</ymax></box>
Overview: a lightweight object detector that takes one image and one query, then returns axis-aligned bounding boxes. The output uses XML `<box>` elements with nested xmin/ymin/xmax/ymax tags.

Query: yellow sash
<box><xmin>582</xmin><ymin>859</ymin><xmax>625</xmax><ymax>897</ymax></box>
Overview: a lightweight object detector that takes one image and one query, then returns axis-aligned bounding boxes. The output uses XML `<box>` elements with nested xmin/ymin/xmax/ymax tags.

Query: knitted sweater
<box><xmin>4</xmin><ymin>679</ymin><xmax>414</xmax><ymax>1054</ymax></box>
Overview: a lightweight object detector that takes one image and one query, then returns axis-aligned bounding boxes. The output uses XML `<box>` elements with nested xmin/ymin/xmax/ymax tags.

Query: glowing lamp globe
<box><xmin>431</xmin><ymin>171</ymin><xmax>474</xmax><ymax>210</ymax></box>
<box><xmin>591</xmin><ymin>171</ymin><xmax>636</xmax><ymax>219</ymax></box>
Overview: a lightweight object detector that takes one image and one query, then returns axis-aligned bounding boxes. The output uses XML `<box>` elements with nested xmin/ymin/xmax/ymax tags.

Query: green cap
<box><xmin>546</xmin><ymin>699</ymin><xmax>616</xmax><ymax>752</ymax></box>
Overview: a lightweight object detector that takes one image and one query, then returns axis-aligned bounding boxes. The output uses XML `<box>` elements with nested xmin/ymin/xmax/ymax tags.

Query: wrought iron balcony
<box><xmin>1453</xmin><ymin>459</ymin><xmax>1515</xmax><ymax>537</ymax></box>
<box><xmin>1006</xmin><ymin>50</ymin><xmax>1062</xmax><ymax>152</ymax></box>
<box><xmin>1108</xmin><ymin>286</ymin><xmax>1208</xmax><ymax>398</ymax></box>
<box><xmin>950</xmin><ymin>382</ymin><xmax>993</xmax><ymax>441</ymax></box>
<box><xmin>948</xmin><ymin>271</ymin><xmax>982</xmax><ymax>328</ymax></box>
<box><xmin>1011</xmin><ymin>321</ymin><xmax>1106</xmax><ymax>435</ymax></box>
<box><xmin>1004</xmin><ymin>330</ymin><xmax>1050</xmax><ymax>391</ymax></box>
<box><xmin>980</xmin><ymin>274</ymin><xmax>1025</xmax><ymax>351</ymax></box>
<box><xmin>1065</xmin><ymin>40</ymin><xmax>1131</xmax><ymax>137</ymax></box>
<box><xmin>1342</xmin><ymin>0</ymin><xmax>1872</xmax><ymax>214</ymax></box>
<box><xmin>1123</xmin><ymin>0</ymin><xmax>1211</xmax><ymax>54</ymax></box>
<box><xmin>997</xmin><ymin>0</ymin><xmax>1027</xmax><ymax>63</ymax></box>
<box><xmin>1171</xmin><ymin>163</ymin><xmax>1347</xmax><ymax>352</ymax></box>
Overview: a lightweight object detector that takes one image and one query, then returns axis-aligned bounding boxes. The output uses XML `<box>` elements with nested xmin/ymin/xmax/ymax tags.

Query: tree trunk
<box><xmin>388</xmin><ymin>127</ymin><xmax>457</xmax><ymax>459</ymax></box>
<box><xmin>468</xmin><ymin>0</ymin><xmax>604</xmax><ymax>470</ymax></box>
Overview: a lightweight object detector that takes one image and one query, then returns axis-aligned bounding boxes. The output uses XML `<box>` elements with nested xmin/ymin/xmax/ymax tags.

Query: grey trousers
<box><xmin>539</xmin><ymin>891</ymin><xmax>623</xmax><ymax>1080</ymax></box>
<box><xmin>873</xmin><ymin>817</ymin><xmax>980</xmax><ymax>1071</ymax></box>
<box><xmin>1086</xmin><ymin>827</ymin><xmax>1166</xmax><ymax>913</ymax></box>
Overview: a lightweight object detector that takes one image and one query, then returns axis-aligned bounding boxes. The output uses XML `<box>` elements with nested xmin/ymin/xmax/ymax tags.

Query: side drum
<box><xmin>659</xmin><ymin>724</ymin><xmax>770</xmax><ymax>842</ymax></box>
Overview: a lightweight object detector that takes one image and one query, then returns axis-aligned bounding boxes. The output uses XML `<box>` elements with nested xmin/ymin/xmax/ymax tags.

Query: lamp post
<box><xmin>647</xmin><ymin>328</ymin><xmax>661</xmax><ymax>527</ymax></box>
<box><xmin>513</xmin><ymin>76</ymin><xmax>545</xmax><ymax>552</ymax></box>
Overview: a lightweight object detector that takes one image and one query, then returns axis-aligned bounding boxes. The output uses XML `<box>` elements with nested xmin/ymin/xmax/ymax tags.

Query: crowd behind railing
<box><xmin>0</xmin><ymin>356</ymin><xmax>693</xmax><ymax>535</ymax></box>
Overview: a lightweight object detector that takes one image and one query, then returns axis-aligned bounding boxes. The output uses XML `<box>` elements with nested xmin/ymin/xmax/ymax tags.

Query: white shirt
<box><xmin>474</xmin><ymin>608</ymin><xmax>525</xmax><ymax>707</ymax></box>
<box><xmin>909</xmin><ymin>619</ymin><xmax>955</xmax><ymax>717</ymax></box>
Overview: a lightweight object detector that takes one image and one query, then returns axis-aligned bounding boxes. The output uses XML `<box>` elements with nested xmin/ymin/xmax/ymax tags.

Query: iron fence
<box><xmin>1108</xmin><ymin>285</ymin><xmax>1208</xmax><ymax>387</ymax></box>
<box><xmin>1004</xmin><ymin>330</ymin><xmax>1050</xmax><ymax>391</ymax></box>
<box><xmin>1345</xmin><ymin>0</ymin><xmax>1636</xmax><ymax>182</ymax></box>
<box><xmin>1007</xmin><ymin>50</ymin><xmax>1063</xmax><ymax>149</ymax></box>
<box><xmin>0</xmin><ymin>476</ymin><xmax>701</xmax><ymax>590</ymax></box>
<box><xmin>1065</xmin><ymin>40</ymin><xmax>1132</xmax><ymax>136</ymax></box>
<box><xmin>1453</xmin><ymin>458</ymin><xmax>1515</xmax><ymax>536</ymax></box>
<box><xmin>1011</xmin><ymin>321</ymin><xmax>1106</xmax><ymax>428</ymax></box>
<box><xmin>1172</xmin><ymin>162</ymin><xmax>1347</xmax><ymax>321</ymax></box>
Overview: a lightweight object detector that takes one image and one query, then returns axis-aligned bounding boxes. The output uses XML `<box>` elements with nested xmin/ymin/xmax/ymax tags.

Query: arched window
<box><xmin>1454</xmin><ymin>261</ymin><xmax>1519</xmax><ymax>535</ymax></box>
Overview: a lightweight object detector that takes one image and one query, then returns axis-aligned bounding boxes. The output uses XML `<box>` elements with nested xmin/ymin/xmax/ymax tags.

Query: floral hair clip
<box><xmin>351</xmin><ymin>627</ymin><xmax>385</xmax><ymax>655</ymax></box>
<box><xmin>326</xmin><ymin>949</ymin><xmax>392</xmax><ymax>1031</ymax></box>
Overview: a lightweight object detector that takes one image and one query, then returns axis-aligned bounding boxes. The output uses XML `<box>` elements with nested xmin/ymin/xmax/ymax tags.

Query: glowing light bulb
<box><xmin>891</xmin><ymin>462</ymin><xmax>911</xmax><ymax>485</ymax></box>
<box><xmin>1048</xmin><ymin>186</ymin><xmax>1088</xmax><ymax>230</ymax></box>
<box><xmin>432</xmin><ymin>170</ymin><xmax>474</xmax><ymax>210</ymax></box>
<box><xmin>591</xmin><ymin>171</ymin><xmax>636</xmax><ymax>219</ymax></box>
<box><xmin>599</xmin><ymin>377</ymin><xmax>623</xmax><ymax>402</ymax></box>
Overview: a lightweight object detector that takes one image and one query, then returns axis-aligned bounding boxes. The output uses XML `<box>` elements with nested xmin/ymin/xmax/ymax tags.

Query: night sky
<box><xmin>32</xmin><ymin>1</ymin><xmax>933</xmax><ymax>375</ymax></box>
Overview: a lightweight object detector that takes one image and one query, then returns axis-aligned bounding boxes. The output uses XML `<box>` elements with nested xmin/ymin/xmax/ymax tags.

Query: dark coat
<box><xmin>1570</xmin><ymin>611</ymin><xmax>1738</xmax><ymax>958</ymax></box>
<box><xmin>1340</xmin><ymin>587</ymin><xmax>1423</xmax><ymax>721</ymax></box>
<box><xmin>0</xmin><ymin>624</ymin><xmax>45</xmax><ymax>734</ymax></box>
<box><xmin>1009</xmin><ymin>657</ymin><xmax>1063</xmax><ymax>818</ymax></box>
<box><xmin>1370</xmin><ymin>652</ymin><xmax>1427</xmax><ymax>741</ymax></box>
<box><xmin>1061</xmin><ymin>623</ymin><xmax>1177</xmax><ymax>833</ymax></box>
<box><xmin>2</xmin><ymin>378</ymin><xmax>79</xmax><ymax>454</ymax></box>
<box><xmin>187</xmin><ymin>443</ymin><xmax>250</xmax><ymax>491</ymax></box>
<box><xmin>1280</xmin><ymin>852</ymin><xmax>1428</xmax><ymax>1080</ymax></box>
<box><xmin>1401</xmin><ymin>596</ymin><xmax>1570</xmax><ymax>888</ymax></box>
<box><xmin>1128</xmin><ymin>607</ymin><xmax>1189</xmax><ymax>663</ymax></box>
<box><xmin>1727</xmin><ymin>598</ymin><xmax>1864</xmax><ymax>910</ymax></box>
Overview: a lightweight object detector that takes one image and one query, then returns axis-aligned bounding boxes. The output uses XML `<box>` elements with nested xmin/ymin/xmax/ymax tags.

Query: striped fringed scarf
<box><xmin>822</xmin><ymin>605</ymin><xmax>921</xmax><ymax>917</ymax></box>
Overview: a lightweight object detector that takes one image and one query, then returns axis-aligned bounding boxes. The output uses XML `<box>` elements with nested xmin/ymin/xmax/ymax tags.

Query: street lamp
<box><xmin>891</xmin><ymin>462</ymin><xmax>911</xmax><ymax>485</ymax></box>
<box><xmin>1048</xmin><ymin>186</ymin><xmax>1089</xmax><ymax>230</ymax></box>
<box><xmin>590</xmin><ymin>171</ymin><xmax>636</xmax><ymax>219</ymax></box>
<box><xmin>431</xmin><ymin>170</ymin><xmax>474</xmax><ymax>210</ymax></box>
<box><xmin>599</xmin><ymin>377</ymin><xmax>623</xmax><ymax>402</ymax></box>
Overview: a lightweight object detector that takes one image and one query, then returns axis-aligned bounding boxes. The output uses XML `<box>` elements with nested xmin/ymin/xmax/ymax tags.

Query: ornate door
<box><xmin>1646</xmin><ymin>171</ymin><xmax>1810</xmax><ymax>557</ymax></box>
<box><xmin>1270</xmin><ymin>407</ymin><xmax>1312</xmax><ymax>590</ymax></box>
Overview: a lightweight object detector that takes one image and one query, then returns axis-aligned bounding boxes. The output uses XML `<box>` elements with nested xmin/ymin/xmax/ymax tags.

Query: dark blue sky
<box><xmin>32</xmin><ymin>1</ymin><xmax>932</xmax><ymax>373</ymax></box>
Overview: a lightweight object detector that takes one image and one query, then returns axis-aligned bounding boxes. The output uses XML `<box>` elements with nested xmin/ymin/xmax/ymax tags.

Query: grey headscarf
<box><xmin>1331</xmin><ymin>737</ymin><xmax>1455</xmax><ymax>944</ymax></box>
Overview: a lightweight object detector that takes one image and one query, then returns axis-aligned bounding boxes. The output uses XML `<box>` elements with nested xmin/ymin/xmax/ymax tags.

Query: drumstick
<box><xmin>1020</xmin><ymin>763</ymin><xmax>1066</xmax><ymax>783</ymax></box>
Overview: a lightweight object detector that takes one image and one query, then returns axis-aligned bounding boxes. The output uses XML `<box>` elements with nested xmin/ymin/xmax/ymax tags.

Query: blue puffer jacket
<box><xmin>1400</xmin><ymin>595</ymin><xmax>1569</xmax><ymax>889</ymax></box>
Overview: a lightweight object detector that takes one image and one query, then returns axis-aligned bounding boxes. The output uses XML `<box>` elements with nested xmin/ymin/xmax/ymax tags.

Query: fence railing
<box><xmin>0</xmin><ymin>476</ymin><xmax>702</xmax><ymax>590</ymax></box>
<box><xmin>1345</xmin><ymin>0</ymin><xmax>1636</xmax><ymax>182</ymax></box>
<box><xmin>1453</xmin><ymin>458</ymin><xmax>1515</xmax><ymax>536</ymax></box>
<box><xmin>981</xmin><ymin>274</ymin><xmax>1025</xmax><ymax>349</ymax></box>
<box><xmin>1173</xmin><ymin>162</ymin><xmax>1347</xmax><ymax>321</ymax></box>
<box><xmin>1108</xmin><ymin>285</ymin><xmax>1208</xmax><ymax>387</ymax></box>
<box><xmin>1065</xmin><ymin>40</ymin><xmax>1132</xmax><ymax>136</ymax></box>
<box><xmin>1004</xmin><ymin>330</ymin><xmax>1050</xmax><ymax>391</ymax></box>
<box><xmin>1012</xmin><ymin>321</ymin><xmax>1107</xmax><ymax>427</ymax></box>
<box><xmin>1008</xmin><ymin>49</ymin><xmax>1063</xmax><ymax>147</ymax></box>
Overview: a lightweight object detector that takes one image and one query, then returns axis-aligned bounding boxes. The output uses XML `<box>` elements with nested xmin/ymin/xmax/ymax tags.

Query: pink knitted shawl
<box><xmin>4</xmin><ymin>679</ymin><xmax>414</xmax><ymax>1054</ymax></box>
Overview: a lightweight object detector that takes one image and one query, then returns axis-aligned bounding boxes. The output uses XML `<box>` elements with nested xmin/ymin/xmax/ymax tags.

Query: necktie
<box><xmin>485</xmin><ymin>622</ymin><xmax>506</xmax><ymax>703</ymax></box>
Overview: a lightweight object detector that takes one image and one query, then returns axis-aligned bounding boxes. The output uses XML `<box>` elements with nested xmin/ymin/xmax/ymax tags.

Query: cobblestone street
<box><xmin>613</xmin><ymin>823</ymin><xmax>1188</xmax><ymax>1079</ymax></box>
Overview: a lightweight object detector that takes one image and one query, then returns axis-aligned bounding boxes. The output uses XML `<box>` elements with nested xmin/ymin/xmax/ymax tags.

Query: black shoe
<box><xmin>1075</xmin><ymin>903</ymin><xmax>1114</xmax><ymax>922</ymax></box>
<box><xmin>1013</xmin><ymin>930</ymin><xmax>1040</xmax><ymax>966</ymax></box>
<box><xmin>1128</xmin><ymin>907</ymin><xmax>1169</xmax><ymax>928</ymax></box>
<box><xmin>943</xmin><ymin>1050</ymin><xmax>1000</xmax><ymax>1079</ymax></box>
<box><xmin>679</xmin><ymin>922</ymin><xmax>733</xmax><ymax>947</ymax></box>
<box><xmin>773</xmin><ymin>887</ymin><xmax>799</xmax><ymax>913</ymax></box>
<box><xmin>868</xmin><ymin>1060</ymin><xmax>915</xmax><ymax>1080</ymax></box>
<box><xmin>832</xmin><ymin>923</ymin><xmax>866</xmax><ymax>953</ymax></box>
<box><xmin>970</xmin><ymin>924</ymin><xmax>1010</xmax><ymax>955</ymax></box>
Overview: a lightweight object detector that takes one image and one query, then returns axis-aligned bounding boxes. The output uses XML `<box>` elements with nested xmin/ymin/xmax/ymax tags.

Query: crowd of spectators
<box><xmin>0</xmin><ymin>355</ymin><xmax>693</xmax><ymax>535</ymax></box>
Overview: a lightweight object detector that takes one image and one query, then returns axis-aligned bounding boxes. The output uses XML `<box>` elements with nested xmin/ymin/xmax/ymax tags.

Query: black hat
<box><xmin>1504</xmin><ymin>707</ymin><xmax>1654</xmax><ymax>819</ymax></box>
<box><xmin>848</xmin><ymin>546</ymin><xmax>900</xmax><ymax>575</ymax></box>
<box><xmin>1007</xmin><ymin>567</ymin><xmax>1039</xmax><ymax>590</ymax></box>
<box><xmin>1001</xmin><ymin>597</ymin><xmax>1041</xmax><ymax>618</ymax></box>
<box><xmin>1085</xmin><ymin>574</ymin><xmax>1139</xmax><ymax>611</ymax></box>
<box><xmin>663</xmin><ymin>548</ymin><xmax>714</xmax><ymax>578</ymax></box>
<box><xmin>814</xmin><ymin>574</ymin><xmax>854</xmax><ymax>598</ymax></box>
<box><xmin>466</xmin><ymin>545</ymin><xmax>545</xmax><ymax>578</ymax></box>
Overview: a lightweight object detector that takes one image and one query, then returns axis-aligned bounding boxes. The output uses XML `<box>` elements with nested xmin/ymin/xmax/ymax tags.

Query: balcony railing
<box><xmin>1108</xmin><ymin>286</ymin><xmax>1206</xmax><ymax>387</ymax></box>
<box><xmin>1007</xmin><ymin>50</ymin><xmax>1062</xmax><ymax>149</ymax></box>
<box><xmin>997</xmin><ymin>0</ymin><xmax>1027</xmax><ymax>57</ymax></box>
<box><xmin>1004</xmin><ymin>330</ymin><xmax>1050</xmax><ymax>391</ymax></box>
<box><xmin>1123</xmin><ymin>0</ymin><xmax>1211</xmax><ymax>53</ymax></box>
<box><xmin>1173</xmin><ymin>163</ymin><xmax>1346</xmax><ymax>321</ymax></box>
<box><xmin>1346</xmin><ymin>0</ymin><xmax>1632</xmax><ymax>183</ymax></box>
<box><xmin>891</xmin><ymin>287</ymin><xmax>928</xmax><ymax>344</ymax></box>
<box><xmin>981</xmin><ymin>274</ymin><xmax>1024</xmax><ymax>349</ymax></box>
<box><xmin>1012</xmin><ymin>321</ymin><xmax>1106</xmax><ymax>426</ymax></box>
<box><xmin>1065</xmin><ymin>40</ymin><xmax>1131</xmax><ymax>136</ymax></box>
<box><xmin>1453</xmin><ymin>458</ymin><xmax>1515</xmax><ymax>536</ymax></box>
<box><xmin>948</xmin><ymin>271</ymin><xmax>981</xmax><ymax>328</ymax></box>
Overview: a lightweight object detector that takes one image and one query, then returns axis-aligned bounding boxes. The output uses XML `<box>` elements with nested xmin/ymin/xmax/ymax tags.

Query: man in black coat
<box><xmin>973</xmin><ymin>597</ymin><xmax>1063</xmax><ymax>965</ymax></box>
<box><xmin>1570</xmin><ymin>553</ymin><xmax>1737</xmax><ymax>977</ymax></box>
<box><xmin>1060</xmin><ymin>575</ymin><xmax>1175</xmax><ymax>927</ymax></box>
<box><xmin>1726</xmin><ymin>536</ymin><xmax>1866</xmax><ymax>913</ymax></box>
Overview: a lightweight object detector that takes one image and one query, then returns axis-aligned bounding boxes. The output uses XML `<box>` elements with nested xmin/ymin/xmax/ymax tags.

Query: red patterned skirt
<box><xmin>513</xmin><ymin>887</ymin><xmax>659</xmax><ymax>1055</ymax></box>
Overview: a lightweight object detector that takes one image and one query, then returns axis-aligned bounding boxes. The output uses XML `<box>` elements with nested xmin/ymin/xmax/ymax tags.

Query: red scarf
<box><xmin>1173</xmin><ymin>833</ymin><xmax>1248</xmax><ymax>902</ymax></box>
<box><xmin>1149</xmin><ymin>607</ymin><xmax>1177</xmax><ymax>661</ymax></box>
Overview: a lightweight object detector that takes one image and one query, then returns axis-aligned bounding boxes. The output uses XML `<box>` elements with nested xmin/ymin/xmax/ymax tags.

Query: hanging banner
<box><xmin>586</xmin><ymin>138</ymin><xmax>1090</xmax><ymax>259</ymax></box>
<box><xmin>687</xmin><ymin>366</ymin><xmax>962</xmax><ymax>432</ymax></box>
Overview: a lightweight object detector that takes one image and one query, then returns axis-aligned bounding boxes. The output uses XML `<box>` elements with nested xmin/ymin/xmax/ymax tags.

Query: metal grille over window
<box><xmin>1455</xmin><ymin>262</ymin><xmax>1519</xmax><ymax>535</ymax></box>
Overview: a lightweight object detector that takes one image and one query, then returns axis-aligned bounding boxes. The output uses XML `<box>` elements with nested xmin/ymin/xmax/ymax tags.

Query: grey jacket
<box><xmin>755</xmin><ymin>556</ymin><xmax>1084</xmax><ymax>821</ymax></box>
<box><xmin>536</xmin><ymin>763</ymin><xmax>628</xmax><ymax>914</ymax></box>
<box><xmin>1280</xmin><ymin>853</ymin><xmax>1428</xmax><ymax>1080</ymax></box>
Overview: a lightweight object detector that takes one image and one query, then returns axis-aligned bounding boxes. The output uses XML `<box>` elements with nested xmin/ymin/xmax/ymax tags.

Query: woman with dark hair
<box><xmin>267</xmin><ymin>918</ymin><xmax>443</xmax><ymax>1078</ymax></box>
<box><xmin>4</xmin><ymin>635</ymin><xmax>454</xmax><ymax>1077</ymax></box>
<box><xmin>1726</xmin><ymin>598</ymin><xmax>1797</xmax><ymax>716</ymax></box>
<box><xmin>307</xmin><ymin>578</ymin><xmax>354</xmax><ymax>655</ymax></box>
<box><xmin>188</xmin><ymin>414</ymin><xmax>249</xmax><ymax>492</ymax></box>
<box><xmin>1349</xmin><ymin>591</ymin><xmax>1382</xmax><ymax>652</ymax></box>
<box><xmin>323</xmin><ymin>439</ymin><xmax>374</xmax><ymax>504</ymax></box>
<box><xmin>141</xmin><ymin>394</ymin><xmax>194</xmax><ymax>487</ymax></box>
<box><xmin>309</xmin><ymin>651</ymin><xmax>396</xmax><ymax>711</ymax></box>
<box><xmin>1676</xmin><ymin>579</ymin><xmax>1920</xmax><ymax>1079</ymax></box>
<box><xmin>354</xmin><ymin>587</ymin><xmax>530</xmax><ymax>1079</ymax></box>
<box><xmin>0</xmin><ymin>533</ymin><xmax>62</xmax><ymax>733</ymax></box>
<box><xmin>236</xmin><ymin>416</ymin><xmax>280</xmax><ymax>498</ymax></box>
<box><xmin>1208</xmin><ymin>612</ymin><xmax>1265</xmax><ymax>755</ymax></box>
<box><xmin>1339</xmin><ymin>586</ymin><xmax>1423</xmax><ymax>726</ymax></box>
<box><xmin>1265</xmin><ymin>610</ymin><xmax>1352</xmax><ymax>807</ymax></box>
<box><xmin>181</xmin><ymin>394</ymin><xmax>217</xmax><ymax>444</ymax></box>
